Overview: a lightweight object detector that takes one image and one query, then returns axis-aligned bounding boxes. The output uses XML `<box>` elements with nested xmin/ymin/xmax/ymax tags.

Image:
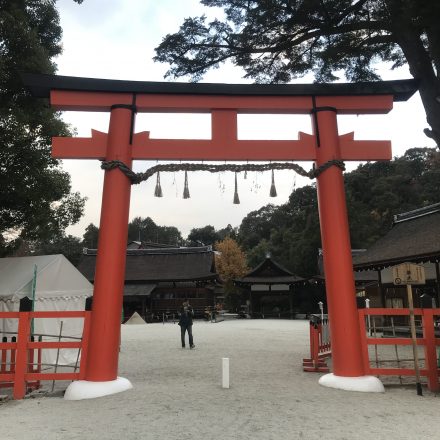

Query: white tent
<box><xmin>0</xmin><ymin>254</ymin><xmax>93</xmax><ymax>365</ymax></box>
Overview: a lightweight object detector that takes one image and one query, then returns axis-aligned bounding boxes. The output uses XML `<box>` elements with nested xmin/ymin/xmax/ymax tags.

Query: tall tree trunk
<box><xmin>389</xmin><ymin>1</ymin><xmax>440</xmax><ymax>149</ymax></box>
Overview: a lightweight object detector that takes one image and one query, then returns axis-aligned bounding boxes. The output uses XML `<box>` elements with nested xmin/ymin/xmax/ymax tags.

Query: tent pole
<box><xmin>31</xmin><ymin>264</ymin><xmax>37</xmax><ymax>336</ymax></box>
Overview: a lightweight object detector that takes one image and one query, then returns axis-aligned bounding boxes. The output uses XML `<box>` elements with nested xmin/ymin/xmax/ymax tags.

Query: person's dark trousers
<box><xmin>181</xmin><ymin>325</ymin><xmax>194</xmax><ymax>347</ymax></box>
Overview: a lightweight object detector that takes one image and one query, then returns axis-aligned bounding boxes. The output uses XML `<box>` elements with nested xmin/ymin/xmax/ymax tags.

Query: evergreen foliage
<box><xmin>0</xmin><ymin>0</ymin><xmax>86</xmax><ymax>256</ymax></box>
<box><xmin>187</xmin><ymin>223</ymin><xmax>237</xmax><ymax>246</ymax></box>
<box><xmin>239</xmin><ymin>147</ymin><xmax>440</xmax><ymax>276</ymax></box>
<box><xmin>127</xmin><ymin>216</ymin><xmax>183</xmax><ymax>245</ymax></box>
<box><xmin>155</xmin><ymin>0</ymin><xmax>440</xmax><ymax>146</ymax></box>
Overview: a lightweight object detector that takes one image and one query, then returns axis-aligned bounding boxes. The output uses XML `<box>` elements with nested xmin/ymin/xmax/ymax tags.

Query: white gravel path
<box><xmin>1</xmin><ymin>319</ymin><xmax>440</xmax><ymax>440</ymax></box>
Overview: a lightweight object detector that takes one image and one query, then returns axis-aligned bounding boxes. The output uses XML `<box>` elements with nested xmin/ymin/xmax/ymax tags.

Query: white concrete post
<box><xmin>222</xmin><ymin>357</ymin><xmax>230</xmax><ymax>389</ymax></box>
<box><xmin>365</xmin><ymin>298</ymin><xmax>371</xmax><ymax>335</ymax></box>
<box><xmin>318</xmin><ymin>301</ymin><xmax>324</xmax><ymax>323</ymax></box>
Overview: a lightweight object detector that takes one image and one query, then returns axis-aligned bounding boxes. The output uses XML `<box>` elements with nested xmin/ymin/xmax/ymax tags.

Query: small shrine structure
<box><xmin>234</xmin><ymin>255</ymin><xmax>304</xmax><ymax>318</ymax></box>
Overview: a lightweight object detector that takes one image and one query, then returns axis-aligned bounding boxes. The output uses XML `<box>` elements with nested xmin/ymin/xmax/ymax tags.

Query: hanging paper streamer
<box><xmin>183</xmin><ymin>170</ymin><xmax>190</xmax><ymax>199</ymax></box>
<box><xmin>233</xmin><ymin>172</ymin><xmax>240</xmax><ymax>204</ymax></box>
<box><xmin>269</xmin><ymin>169</ymin><xmax>277</xmax><ymax>197</ymax></box>
<box><xmin>154</xmin><ymin>172</ymin><xmax>163</xmax><ymax>197</ymax></box>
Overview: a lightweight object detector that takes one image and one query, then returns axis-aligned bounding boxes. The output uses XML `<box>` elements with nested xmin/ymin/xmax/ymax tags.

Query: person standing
<box><xmin>178</xmin><ymin>302</ymin><xmax>195</xmax><ymax>349</ymax></box>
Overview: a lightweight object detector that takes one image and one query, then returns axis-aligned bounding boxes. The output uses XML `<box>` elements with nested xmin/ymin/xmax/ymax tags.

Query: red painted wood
<box><xmin>0</xmin><ymin>311</ymin><xmax>90</xmax><ymax>397</ymax></box>
<box><xmin>368</xmin><ymin>368</ymin><xmax>429</xmax><ymax>376</ymax></box>
<box><xmin>52</xmin><ymin>130</ymin><xmax>107</xmax><ymax>160</ymax></box>
<box><xmin>13</xmin><ymin>312</ymin><xmax>30</xmax><ymax>400</ymax></box>
<box><xmin>51</xmin><ymin>90</ymin><xmax>132</xmax><ymax>111</ymax></box>
<box><xmin>315</xmin><ymin>108</ymin><xmax>365</xmax><ymax>377</ymax></box>
<box><xmin>79</xmin><ymin>312</ymin><xmax>91</xmax><ymax>380</ymax></box>
<box><xmin>26</xmin><ymin>373</ymin><xmax>79</xmax><ymax>381</ymax></box>
<box><xmin>365</xmin><ymin>337</ymin><xmax>425</xmax><ymax>346</ymax></box>
<box><xmin>29</xmin><ymin>311</ymin><xmax>87</xmax><ymax>318</ymax></box>
<box><xmin>0</xmin><ymin>312</ymin><xmax>20</xmax><ymax>319</ymax></box>
<box><xmin>27</xmin><ymin>341</ymin><xmax>81</xmax><ymax>349</ymax></box>
<box><xmin>85</xmin><ymin>107</ymin><xmax>134</xmax><ymax>382</ymax></box>
<box><xmin>358</xmin><ymin>311</ymin><xmax>371</xmax><ymax>373</ymax></box>
<box><xmin>0</xmin><ymin>342</ymin><xmax>16</xmax><ymax>350</ymax></box>
<box><xmin>422</xmin><ymin>310</ymin><xmax>439</xmax><ymax>391</ymax></box>
<box><xmin>315</xmin><ymin>95</ymin><xmax>393</xmax><ymax>114</ymax></box>
<box><xmin>0</xmin><ymin>343</ymin><xmax>7</xmax><ymax>374</ymax></box>
<box><xmin>359</xmin><ymin>308</ymin><xmax>440</xmax><ymax>390</ymax></box>
<box><xmin>338</xmin><ymin>133</ymin><xmax>391</xmax><ymax>161</ymax></box>
<box><xmin>47</xmin><ymin>88</ymin><xmax>400</xmax><ymax>385</ymax></box>
<box><xmin>51</xmin><ymin>90</ymin><xmax>393</xmax><ymax>114</ymax></box>
<box><xmin>360</xmin><ymin>308</ymin><xmax>426</xmax><ymax>316</ymax></box>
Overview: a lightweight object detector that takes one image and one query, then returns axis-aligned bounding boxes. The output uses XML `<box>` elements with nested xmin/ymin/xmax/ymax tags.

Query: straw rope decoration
<box><xmin>101</xmin><ymin>160</ymin><xmax>345</xmax><ymax>203</ymax></box>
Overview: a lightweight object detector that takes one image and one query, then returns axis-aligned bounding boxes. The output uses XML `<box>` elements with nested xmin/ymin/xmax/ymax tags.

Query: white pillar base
<box><xmin>319</xmin><ymin>373</ymin><xmax>385</xmax><ymax>393</ymax></box>
<box><xmin>64</xmin><ymin>377</ymin><xmax>133</xmax><ymax>400</ymax></box>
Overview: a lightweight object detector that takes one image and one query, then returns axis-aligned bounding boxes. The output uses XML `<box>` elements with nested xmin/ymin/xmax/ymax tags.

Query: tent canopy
<box><xmin>0</xmin><ymin>254</ymin><xmax>93</xmax><ymax>302</ymax></box>
<box><xmin>0</xmin><ymin>255</ymin><xmax>93</xmax><ymax>365</ymax></box>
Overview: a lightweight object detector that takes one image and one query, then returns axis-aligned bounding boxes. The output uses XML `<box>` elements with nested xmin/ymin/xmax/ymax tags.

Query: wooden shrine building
<box><xmin>234</xmin><ymin>255</ymin><xmax>305</xmax><ymax>318</ymax></box>
<box><xmin>353</xmin><ymin>203</ymin><xmax>440</xmax><ymax>308</ymax></box>
<box><xmin>77</xmin><ymin>246</ymin><xmax>219</xmax><ymax>321</ymax></box>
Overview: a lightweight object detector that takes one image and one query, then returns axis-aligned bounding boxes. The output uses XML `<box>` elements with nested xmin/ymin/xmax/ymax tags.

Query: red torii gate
<box><xmin>24</xmin><ymin>74</ymin><xmax>417</xmax><ymax>399</ymax></box>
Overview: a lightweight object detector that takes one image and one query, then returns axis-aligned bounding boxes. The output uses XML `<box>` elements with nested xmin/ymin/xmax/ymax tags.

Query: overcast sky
<box><xmin>56</xmin><ymin>0</ymin><xmax>436</xmax><ymax>240</ymax></box>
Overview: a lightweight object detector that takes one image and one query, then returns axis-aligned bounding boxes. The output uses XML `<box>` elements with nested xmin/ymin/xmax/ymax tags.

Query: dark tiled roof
<box><xmin>353</xmin><ymin>205</ymin><xmax>440</xmax><ymax>270</ymax></box>
<box><xmin>124</xmin><ymin>284</ymin><xmax>156</xmax><ymax>296</ymax></box>
<box><xmin>235</xmin><ymin>256</ymin><xmax>304</xmax><ymax>285</ymax></box>
<box><xmin>313</xmin><ymin>270</ymin><xmax>378</xmax><ymax>284</ymax></box>
<box><xmin>77</xmin><ymin>248</ymin><xmax>217</xmax><ymax>282</ymax></box>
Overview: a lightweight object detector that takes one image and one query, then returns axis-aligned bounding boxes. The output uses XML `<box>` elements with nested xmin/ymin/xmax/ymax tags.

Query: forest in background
<box><xmin>11</xmin><ymin>146</ymin><xmax>439</xmax><ymax>275</ymax></box>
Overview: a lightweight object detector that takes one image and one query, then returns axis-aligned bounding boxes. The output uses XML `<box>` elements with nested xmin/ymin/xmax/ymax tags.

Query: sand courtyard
<box><xmin>1</xmin><ymin>319</ymin><xmax>440</xmax><ymax>440</ymax></box>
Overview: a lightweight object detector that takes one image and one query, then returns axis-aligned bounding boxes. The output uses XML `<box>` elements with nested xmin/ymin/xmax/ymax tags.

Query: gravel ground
<box><xmin>1</xmin><ymin>319</ymin><xmax>440</xmax><ymax>440</ymax></box>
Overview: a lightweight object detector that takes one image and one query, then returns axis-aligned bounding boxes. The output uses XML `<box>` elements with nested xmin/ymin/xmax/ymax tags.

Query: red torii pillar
<box><xmin>23</xmin><ymin>74</ymin><xmax>417</xmax><ymax>398</ymax></box>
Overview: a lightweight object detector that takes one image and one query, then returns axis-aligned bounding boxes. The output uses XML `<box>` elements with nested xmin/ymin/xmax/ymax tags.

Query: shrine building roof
<box><xmin>353</xmin><ymin>203</ymin><xmax>440</xmax><ymax>271</ymax></box>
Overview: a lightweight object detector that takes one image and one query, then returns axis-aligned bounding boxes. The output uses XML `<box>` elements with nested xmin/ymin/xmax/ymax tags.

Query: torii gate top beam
<box><xmin>22</xmin><ymin>74</ymin><xmax>419</xmax><ymax>162</ymax></box>
<box><xmin>23</xmin><ymin>73</ymin><xmax>418</xmax><ymax>113</ymax></box>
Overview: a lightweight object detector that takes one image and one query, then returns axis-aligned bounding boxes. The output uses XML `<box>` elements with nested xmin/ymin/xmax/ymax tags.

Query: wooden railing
<box><xmin>303</xmin><ymin>308</ymin><xmax>440</xmax><ymax>392</ymax></box>
<box><xmin>0</xmin><ymin>310</ymin><xmax>91</xmax><ymax>399</ymax></box>
<box><xmin>303</xmin><ymin>314</ymin><xmax>331</xmax><ymax>372</ymax></box>
<box><xmin>359</xmin><ymin>308</ymin><xmax>440</xmax><ymax>392</ymax></box>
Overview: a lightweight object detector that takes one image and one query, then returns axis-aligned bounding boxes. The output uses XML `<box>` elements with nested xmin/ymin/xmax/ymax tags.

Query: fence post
<box><xmin>312</xmin><ymin>321</ymin><xmax>320</xmax><ymax>367</ymax></box>
<box><xmin>13</xmin><ymin>311</ymin><xmax>31</xmax><ymax>399</ymax></box>
<box><xmin>1</xmin><ymin>336</ymin><xmax>7</xmax><ymax>374</ymax></box>
<box><xmin>357</xmin><ymin>309</ymin><xmax>370</xmax><ymax>374</ymax></box>
<box><xmin>79</xmin><ymin>311</ymin><xmax>92</xmax><ymax>380</ymax></box>
<box><xmin>11</xmin><ymin>336</ymin><xmax>16</xmax><ymax>373</ymax></box>
<box><xmin>422</xmin><ymin>309</ymin><xmax>439</xmax><ymax>392</ymax></box>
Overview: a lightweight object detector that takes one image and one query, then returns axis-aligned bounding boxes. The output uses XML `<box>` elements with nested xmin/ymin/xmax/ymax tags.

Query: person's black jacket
<box><xmin>178</xmin><ymin>308</ymin><xmax>194</xmax><ymax>327</ymax></box>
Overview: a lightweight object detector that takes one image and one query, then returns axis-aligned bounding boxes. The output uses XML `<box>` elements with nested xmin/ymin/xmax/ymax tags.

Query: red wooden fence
<box><xmin>303</xmin><ymin>314</ymin><xmax>331</xmax><ymax>372</ymax></box>
<box><xmin>303</xmin><ymin>308</ymin><xmax>440</xmax><ymax>392</ymax></box>
<box><xmin>359</xmin><ymin>308</ymin><xmax>440</xmax><ymax>392</ymax></box>
<box><xmin>0</xmin><ymin>310</ymin><xmax>91</xmax><ymax>399</ymax></box>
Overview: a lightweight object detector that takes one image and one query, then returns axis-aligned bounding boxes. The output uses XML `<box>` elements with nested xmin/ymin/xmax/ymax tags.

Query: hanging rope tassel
<box><xmin>269</xmin><ymin>169</ymin><xmax>277</xmax><ymax>197</ymax></box>
<box><xmin>183</xmin><ymin>170</ymin><xmax>190</xmax><ymax>199</ymax></box>
<box><xmin>233</xmin><ymin>172</ymin><xmax>240</xmax><ymax>204</ymax></box>
<box><xmin>154</xmin><ymin>172</ymin><xmax>163</xmax><ymax>197</ymax></box>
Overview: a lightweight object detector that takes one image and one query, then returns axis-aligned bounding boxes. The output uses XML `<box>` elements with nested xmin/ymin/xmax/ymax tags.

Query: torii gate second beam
<box><xmin>23</xmin><ymin>74</ymin><xmax>418</xmax><ymax>399</ymax></box>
